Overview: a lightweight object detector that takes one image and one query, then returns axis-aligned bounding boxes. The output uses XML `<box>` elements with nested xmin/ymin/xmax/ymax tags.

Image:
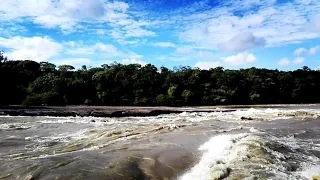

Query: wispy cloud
<box><xmin>66</xmin><ymin>43</ymin><xmax>120</xmax><ymax>57</ymax></box>
<box><xmin>151</xmin><ymin>42</ymin><xmax>176</xmax><ymax>48</ymax></box>
<box><xmin>0</xmin><ymin>0</ymin><xmax>156</xmax><ymax>39</ymax></box>
<box><xmin>175</xmin><ymin>0</ymin><xmax>320</xmax><ymax>50</ymax></box>
<box><xmin>167</xmin><ymin>46</ymin><xmax>219</xmax><ymax>62</ymax></box>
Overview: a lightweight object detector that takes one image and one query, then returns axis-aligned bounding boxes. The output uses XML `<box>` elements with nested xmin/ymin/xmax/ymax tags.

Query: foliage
<box><xmin>0</xmin><ymin>50</ymin><xmax>8</xmax><ymax>63</ymax></box>
<box><xmin>1</xmin><ymin>51</ymin><xmax>320</xmax><ymax>106</ymax></box>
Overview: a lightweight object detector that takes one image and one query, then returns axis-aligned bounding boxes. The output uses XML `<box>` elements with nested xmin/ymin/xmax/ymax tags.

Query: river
<box><xmin>0</xmin><ymin>105</ymin><xmax>320</xmax><ymax>180</ymax></box>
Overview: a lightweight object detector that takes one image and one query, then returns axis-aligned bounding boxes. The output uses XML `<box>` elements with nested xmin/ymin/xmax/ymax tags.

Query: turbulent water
<box><xmin>1</xmin><ymin>105</ymin><xmax>320</xmax><ymax>180</ymax></box>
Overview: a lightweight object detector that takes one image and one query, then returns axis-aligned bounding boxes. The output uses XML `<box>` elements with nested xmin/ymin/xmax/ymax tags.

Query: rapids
<box><xmin>1</xmin><ymin>105</ymin><xmax>320</xmax><ymax>179</ymax></box>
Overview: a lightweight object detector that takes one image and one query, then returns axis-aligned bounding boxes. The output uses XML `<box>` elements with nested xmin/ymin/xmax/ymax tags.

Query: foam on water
<box><xmin>179</xmin><ymin>130</ymin><xmax>320</xmax><ymax>180</ymax></box>
<box><xmin>300</xmin><ymin>165</ymin><xmax>320</xmax><ymax>179</ymax></box>
<box><xmin>179</xmin><ymin>133</ymin><xmax>248</xmax><ymax>180</ymax></box>
<box><xmin>25</xmin><ymin>128</ymin><xmax>89</xmax><ymax>143</ymax></box>
<box><xmin>0</xmin><ymin>123</ymin><xmax>31</xmax><ymax>130</ymax></box>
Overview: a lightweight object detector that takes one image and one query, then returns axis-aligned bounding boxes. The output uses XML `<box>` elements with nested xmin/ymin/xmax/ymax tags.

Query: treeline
<box><xmin>1</xmin><ymin>51</ymin><xmax>320</xmax><ymax>106</ymax></box>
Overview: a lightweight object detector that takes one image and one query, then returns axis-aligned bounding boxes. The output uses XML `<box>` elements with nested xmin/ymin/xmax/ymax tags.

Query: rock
<box><xmin>106</xmin><ymin>130</ymin><xmax>122</xmax><ymax>137</ymax></box>
<box><xmin>0</xmin><ymin>106</ymin><xmax>237</xmax><ymax>118</ymax></box>
<box><xmin>240</xmin><ymin>117</ymin><xmax>254</xmax><ymax>121</ymax></box>
<box><xmin>211</xmin><ymin>167</ymin><xmax>232</xmax><ymax>180</ymax></box>
<box><xmin>286</xmin><ymin>162</ymin><xmax>298</xmax><ymax>171</ymax></box>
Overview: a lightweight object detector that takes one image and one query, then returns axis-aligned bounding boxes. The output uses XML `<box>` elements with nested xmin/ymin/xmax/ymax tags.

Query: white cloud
<box><xmin>294</xmin><ymin>48</ymin><xmax>307</xmax><ymax>56</ymax></box>
<box><xmin>0</xmin><ymin>0</ymin><xmax>107</xmax><ymax>32</ymax></box>
<box><xmin>221</xmin><ymin>52</ymin><xmax>256</xmax><ymax>66</ymax></box>
<box><xmin>0</xmin><ymin>36</ymin><xmax>62</xmax><ymax>62</ymax></box>
<box><xmin>53</xmin><ymin>58</ymin><xmax>91</xmax><ymax>66</ymax></box>
<box><xmin>2</xmin><ymin>0</ymin><xmax>320</xmax><ymax>64</ymax></box>
<box><xmin>96</xmin><ymin>29</ymin><xmax>106</xmax><ymax>35</ymax></box>
<box><xmin>177</xmin><ymin>1</ymin><xmax>320</xmax><ymax>50</ymax></box>
<box><xmin>218</xmin><ymin>32</ymin><xmax>266</xmax><ymax>52</ymax></box>
<box><xmin>0</xmin><ymin>36</ymin><xmax>143</xmax><ymax>64</ymax></box>
<box><xmin>124</xmin><ymin>28</ymin><xmax>156</xmax><ymax>38</ymax></box>
<box><xmin>33</xmin><ymin>15</ymin><xmax>76</xmax><ymax>31</ymax></box>
<box><xmin>278</xmin><ymin>58</ymin><xmax>291</xmax><ymax>66</ymax></box>
<box><xmin>304</xmin><ymin>14</ymin><xmax>320</xmax><ymax>33</ymax></box>
<box><xmin>151</xmin><ymin>42</ymin><xmax>176</xmax><ymax>48</ymax></box>
<box><xmin>293</xmin><ymin>57</ymin><xmax>305</xmax><ymax>64</ymax></box>
<box><xmin>105</xmin><ymin>1</ymin><xmax>129</xmax><ymax>12</ymax></box>
<box><xmin>195</xmin><ymin>61</ymin><xmax>222</xmax><ymax>70</ymax></box>
<box><xmin>309</xmin><ymin>46</ymin><xmax>320</xmax><ymax>55</ymax></box>
<box><xmin>0</xmin><ymin>22</ymin><xmax>28</xmax><ymax>36</ymax></box>
<box><xmin>278</xmin><ymin>57</ymin><xmax>305</xmax><ymax>66</ymax></box>
<box><xmin>121</xmin><ymin>58</ymin><xmax>147</xmax><ymax>66</ymax></box>
<box><xmin>95</xmin><ymin>43</ymin><xmax>121</xmax><ymax>56</ymax></box>
<box><xmin>174</xmin><ymin>47</ymin><xmax>194</xmax><ymax>54</ymax></box>
<box><xmin>66</xmin><ymin>43</ymin><xmax>120</xmax><ymax>57</ymax></box>
<box><xmin>167</xmin><ymin>46</ymin><xmax>219</xmax><ymax>62</ymax></box>
<box><xmin>0</xmin><ymin>0</ymin><xmax>155</xmax><ymax>38</ymax></box>
<box><xmin>63</xmin><ymin>41</ymin><xmax>76</xmax><ymax>47</ymax></box>
<box><xmin>66</xmin><ymin>48</ymin><xmax>95</xmax><ymax>55</ymax></box>
<box><xmin>65</xmin><ymin>42</ymin><xmax>143</xmax><ymax>61</ymax></box>
<box><xmin>294</xmin><ymin>46</ymin><xmax>319</xmax><ymax>55</ymax></box>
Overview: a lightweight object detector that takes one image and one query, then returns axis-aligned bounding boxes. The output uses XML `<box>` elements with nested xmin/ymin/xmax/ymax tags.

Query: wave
<box><xmin>178</xmin><ymin>131</ymin><xmax>320</xmax><ymax>180</ymax></box>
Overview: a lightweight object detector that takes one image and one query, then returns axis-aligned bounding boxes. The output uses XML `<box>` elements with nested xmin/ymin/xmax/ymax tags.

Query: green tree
<box><xmin>1</xmin><ymin>49</ymin><xmax>320</xmax><ymax>107</ymax></box>
<box><xmin>58</xmin><ymin>65</ymin><xmax>75</xmax><ymax>72</ymax></box>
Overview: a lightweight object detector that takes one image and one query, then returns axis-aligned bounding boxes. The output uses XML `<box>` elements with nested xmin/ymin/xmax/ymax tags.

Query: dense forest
<box><xmin>0</xmin><ymin>50</ymin><xmax>320</xmax><ymax>106</ymax></box>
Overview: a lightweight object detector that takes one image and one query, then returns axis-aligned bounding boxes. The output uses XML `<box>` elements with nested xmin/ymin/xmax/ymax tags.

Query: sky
<box><xmin>0</xmin><ymin>0</ymin><xmax>320</xmax><ymax>70</ymax></box>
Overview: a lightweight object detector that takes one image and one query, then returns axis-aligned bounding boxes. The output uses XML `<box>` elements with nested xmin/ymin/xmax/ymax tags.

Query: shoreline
<box><xmin>0</xmin><ymin>106</ymin><xmax>236</xmax><ymax>117</ymax></box>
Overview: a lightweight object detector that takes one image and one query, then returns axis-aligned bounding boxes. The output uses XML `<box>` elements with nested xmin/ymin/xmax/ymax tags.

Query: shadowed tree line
<box><xmin>1</xmin><ymin>51</ymin><xmax>320</xmax><ymax>106</ymax></box>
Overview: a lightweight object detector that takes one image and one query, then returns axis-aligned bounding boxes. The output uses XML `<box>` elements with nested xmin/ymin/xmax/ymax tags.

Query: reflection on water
<box><xmin>1</xmin><ymin>105</ymin><xmax>320</xmax><ymax>179</ymax></box>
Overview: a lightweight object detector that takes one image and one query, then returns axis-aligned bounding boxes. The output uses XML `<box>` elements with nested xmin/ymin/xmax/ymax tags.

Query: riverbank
<box><xmin>0</xmin><ymin>106</ymin><xmax>236</xmax><ymax>117</ymax></box>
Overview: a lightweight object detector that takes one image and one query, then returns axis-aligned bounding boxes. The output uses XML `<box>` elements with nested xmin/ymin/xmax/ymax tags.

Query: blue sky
<box><xmin>0</xmin><ymin>0</ymin><xmax>320</xmax><ymax>70</ymax></box>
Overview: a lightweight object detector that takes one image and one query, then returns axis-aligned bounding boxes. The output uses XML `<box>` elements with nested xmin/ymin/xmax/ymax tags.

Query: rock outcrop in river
<box><xmin>0</xmin><ymin>106</ymin><xmax>235</xmax><ymax>117</ymax></box>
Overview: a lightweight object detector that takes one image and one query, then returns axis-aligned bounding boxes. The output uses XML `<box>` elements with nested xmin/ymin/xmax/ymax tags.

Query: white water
<box><xmin>179</xmin><ymin>133</ymin><xmax>248</xmax><ymax>180</ymax></box>
<box><xmin>301</xmin><ymin>165</ymin><xmax>320</xmax><ymax>179</ymax></box>
<box><xmin>1</xmin><ymin>107</ymin><xmax>320</xmax><ymax>128</ymax></box>
<box><xmin>179</xmin><ymin>131</ymin><xmax>320</xmax><ymax>180</ymax></box>
<box><xmin>1</xmin><ymin>106</ymin><xmax>320</xmax><ymax>179</ymax></box>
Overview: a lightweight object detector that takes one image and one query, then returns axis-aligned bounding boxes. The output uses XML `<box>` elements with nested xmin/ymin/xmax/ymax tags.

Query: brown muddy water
<box><xmin>1</xmin><ymin>105</ymin><xmax>320</xmax><ymax>180</ymax></box>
